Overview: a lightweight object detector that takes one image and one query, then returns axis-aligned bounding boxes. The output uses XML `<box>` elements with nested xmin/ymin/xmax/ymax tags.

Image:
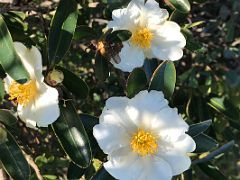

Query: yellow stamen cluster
<box><xmin>130</xmin><ymin>28</ymin><xmax>153</xmax><ymax>49</ymax></box>
<box><xmin>9</xmin><ymin>80</ymin><xmax>37</xmax><ymax>106</ymax></box>
<box><xmin>131</xmin><ymin>129</ymin><xmax>158</xmax><ymax>156</ymax></box>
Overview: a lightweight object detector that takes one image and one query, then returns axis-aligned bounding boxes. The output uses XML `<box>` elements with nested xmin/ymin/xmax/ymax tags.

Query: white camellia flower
<box><xmin>108</xmin><ymin>0</ymin><xmax>186</xmax><ymax>72</ymax></box>
<box><xmin>93</xmin><ymin>90</ymin><xmax>196</xmax><ymax>180</ymax></box>
<box><xmin>4</xmin><ymin>42</ymin><xmax>60</xmax><ymax>128</ymax></box>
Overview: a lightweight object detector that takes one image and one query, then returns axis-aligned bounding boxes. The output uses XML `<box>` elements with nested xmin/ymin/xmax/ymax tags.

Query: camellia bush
<box><xmin>0</xmin><ymin>0</ymin><xmax>239</xmax><ymax>179</ymax></box>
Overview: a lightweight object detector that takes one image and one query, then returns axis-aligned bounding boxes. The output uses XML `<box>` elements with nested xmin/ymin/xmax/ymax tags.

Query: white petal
<box><xmin>151</xmin><ymin>21</ymin><xmax>186</xmax><ymax>61</ymax></box>
<box><xmin>3</xmin><ymin>75</ymin><xmax>14</xmax><ymax>94</ymax></box>
<box><xmin>173</xmin><ymin>134</ymin><xmax>196</xmax><ymax>153</ymax></box>
<box><xmin>160</xmin><ymin>152</ymin><xmax>191</xmax><ymax>176</ymax></box>
<box><xmin>104</xmin><ymin>150</ymin><xmax>144</xmax><ymax>180</ymax></box>
<box><xmin>93</xmin><ymin>123</ymin><xmax>129</xmax><ymax>154</ymax></box>
<box><xmin>18</xmin><ymin>83</ymin><xmax>59</xmax><ymax>128</ymax></box>
<box><xmin>100</xmin><ymin>96</ymin><xmax>136</xmax><ymax>132</ymax></box>
<box><xmin>139</xmin><ymin>157</ymin><xmax>172</xmax><ymax>180</ymax></box>
<box><xmin>14</xmin><ymin>42</ymin><xmax>43</xmax><ymax>81</ymax></box>
<box><xmin>113</xmin><ymin>42</ymin><xmax>145</xmax><ymax>72</ymax></box>
<box><xmin>126</xmin><ymin>90</ymin><xmax>168</xmax><ymax>129</ymax></box>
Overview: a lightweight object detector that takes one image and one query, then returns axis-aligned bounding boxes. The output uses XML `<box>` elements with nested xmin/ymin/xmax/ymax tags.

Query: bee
<box><xmin>92</xmin><ymin>29</ymin><xmax>123</xmax><ymax>64</ymax></box>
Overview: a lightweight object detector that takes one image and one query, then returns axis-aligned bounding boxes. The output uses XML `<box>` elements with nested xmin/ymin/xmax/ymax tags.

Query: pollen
<box><xmin>9</xmin><ymin>80</ymin><xmax>37</xmax><ymax>106</ymax></box>
<box><xmin>130</xmin><ymin>28</ymin><xmax>153</xmax><ymax>49</ymax></box>
<box><xmin>130</xmin><ymin>129</ymin><xmax>158</xmax><ymax>156</ymax></box>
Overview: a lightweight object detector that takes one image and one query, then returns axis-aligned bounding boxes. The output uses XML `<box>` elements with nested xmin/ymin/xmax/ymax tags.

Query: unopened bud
<box><xmin>46</xmin><ymin>69</ymin><xmax>64</xmax><ymax>86</ymax></box>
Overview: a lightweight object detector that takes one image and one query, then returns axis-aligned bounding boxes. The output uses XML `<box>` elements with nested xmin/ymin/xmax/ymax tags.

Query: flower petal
<box><xmin>104</xmin><ymin>150</ymin><xmax>143</xmax><ymax>180</ymax></box>
<box><xmin>18</xmin><ymin>83</ymin><xmax>59</xmax><ymax>128</ymax></box>
<box><xmin>139</xmin><ymin>157</ymin><xmax>172</xmax><ymax>180</ymax></box>
<box><xmin>93</xmin><ymin>123</ymin><xmax>129</xmax><ymax>154</ymax></box>
<box><xmin>14</xmin><ymin>42</ymin><xmax>43</xmax><ymax>81</ymax></box>
<box><xmin>160</xmin><ymin>152</ymin><xmax>191</xmax><ymax>176</ymax></box>
<box><xmin>173</xmin><ymin>134</ymin><xmax>196</xmax><ymax>153</ymax></box>
<box><xmin>113</xmin><ymin>42</ymin><xmax>145</xmax><ymax>72</ymax></box>
<box><xmin>151</xmin><ymin>21</ymin><xmax>186</xmax><ymax>61</ymax></box>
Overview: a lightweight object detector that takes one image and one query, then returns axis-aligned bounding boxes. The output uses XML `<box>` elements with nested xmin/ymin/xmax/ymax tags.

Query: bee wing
<box><xmin>111</xmin><ymin>54</ymin><xmax>121</xmax><ymax>64</ymax></box>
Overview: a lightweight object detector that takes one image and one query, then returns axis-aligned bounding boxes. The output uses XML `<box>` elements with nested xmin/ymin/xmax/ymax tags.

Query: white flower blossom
<box><xmin>108</xmin><ymin>0</ymin><xmax>186</xmax><ymax>72</ymax></box>
<box><xmin>4</xmin><ymin>42</ymin><xmax>60</xmax><ymax>128</ymax></box>
<box><xmin>93</xmin><ymin>90</ymin><xmax>195</xmax><ymax>180</ymax></box>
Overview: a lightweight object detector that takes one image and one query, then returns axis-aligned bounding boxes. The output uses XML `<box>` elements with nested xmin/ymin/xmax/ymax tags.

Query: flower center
<box><xmin>130</xmin><ymin>28</ymin><xmax>153</xmax><ymax>49</ymax></box>
<box><xmin>9</xmin><ymin>80</ymin><xmax>37</xmax><ymax>106</ymax></box>
<box><xmin>130</xmin><ymin>129</ymin><xmax>158</xmax><ymax>156</ymax></box>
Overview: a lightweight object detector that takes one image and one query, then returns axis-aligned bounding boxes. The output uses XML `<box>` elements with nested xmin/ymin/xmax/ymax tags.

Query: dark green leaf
<box><xmin>187</xmin><ymin>120</ymin><xmax>212</xmax><ymax>137</ymax></box>
<box><xmin>169</xmin><ymin>10</ymin><xmax>188</xmax><ymax>24</ymax></box>
<box><xmin>0</xmin><ymin>109</ymin><xmax>18</xmax><ymax>127</ymax></box>
<box><xmin>143</xmin><ymin>59</ymin><xmax>158</xmax><ymax>81</ymax></box>
<box><xmin>0</xmin><ymin>128</ymin><xmax>30</xmax><ymax>180</ymax></box>
<box><xmin>149</xmin><ymin>61</ymin><xmax>176</xmax><ymax>99</ymax></box>
<box><xmin>56</xmin><ymin>66</ymin><xmax>89</xmax><ymax>99</ymax></box>
<box><xmin>198</xmin><ymin>163</ymin><xmax>227</xmax><ymax>180</ymax></box>
<box><xmin>106</xmin><ymin>30</ymin><xmax>132</xmax><ymax>43</ymax></box>
<box><xmin>92</xmin><ymin>166</ymin><xmax>115</xmax><ymax>180</ymax></box>
<box><xmin>126</xmin><ymin>68</ymin><xmax>147</xmax><ymax>98</ymax></box>
<box><xmin>52</xmin><ymin>100</ymin><xmax>92</xmax><ymax>168</ymax></box>
<box><xmin>74</xmin><ymin>25</ymin><xmax>97</xmax><ymax>41</ymax></box>
<box><xmin>0</xmin><ymin>79</ymin><xmax>5</xmax><ymax>101</ymax></box>
<box><xmin>168</xmin><ymin>0</ymin><xmax>190</xmax><ymax>13</ymax></box>
<box><xmin>0</xmin><ymin>15</ymin><xmax>29</xmax><ymax>83</ymax></box>
<box><xmin>67</xmin><ymin>162</ymin><xmax>85</xmax><ymax>179</ymax></box>
<box><xmin>193</xmin><ymin>141</ymin><xmax>235</xmax><ymax>164</ymax></box>
<box><xmin>208</xmin><ymin>97</ymin><xmax>240</xmax><ymax>122</ymax></box>
<box><xmin>80</xmin><ymin>114</ymin><xmax>99</xmax><ymax>133</ymax></box>
<box><xmin>193</xmin><ymin>134</ymin><xmax>218</xmax><ymax>153</ymax></box>
<box><xmin>95</xmin><ymin>52</ymin><xmax>109</xmax><ymax>81</ymax></box>
<box><xmin>48</xmin><ymin>0</ymin><xmax>78</xmax><ymax>66</ymax></box>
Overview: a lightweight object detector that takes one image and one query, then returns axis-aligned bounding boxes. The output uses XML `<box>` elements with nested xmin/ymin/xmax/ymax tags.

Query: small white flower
<box><xmin>93</xmin><ymin>90</ymin><xmax>195</xmax><ymax>180</ymax></box>
<box><xmin>4</xmin><ymin>42</ymin><xmax>60</xmax><ymax>128</ymax></box>
<box><xmin>108</xmin><ymin>0</ymin><xmax>186</xmax><ymax>72</ymax></box>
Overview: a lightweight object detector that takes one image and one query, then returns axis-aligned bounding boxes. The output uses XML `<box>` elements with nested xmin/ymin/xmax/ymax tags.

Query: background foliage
<box><xmin>0</xmin><ymin>0</ymin><xmax>240</xmax><ymax>179</ymax></box>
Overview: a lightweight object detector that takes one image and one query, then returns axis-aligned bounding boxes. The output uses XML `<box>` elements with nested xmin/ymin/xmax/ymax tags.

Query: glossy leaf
<box><xmin>143</xmin><ymin>59</ymin><xmax>158</xmax><ymax>81</ymax></box>
<box><xmin>0</xmin><ymin>129</ymin><xmax>30</xmax><ymax>180</ymax></box>
<box><xmin>168</xmin><ymin>0</ymin><xmax>190</xmax><ymax>13</ymax></box>
<box><xmin>126</xmin><ymin>68</ymin><xmax>147</xmax><ymax>98</ymax></box>
<box><xmin>74</xmin><ymin>25</ymin><xmax>97</xmax><ymax>41</ymax></box>
<box><xmin>52</xmin><ymin>100</ymin><xmax>92</xmax><ymax>168</ymax></box>
<box><xmin>0</xmin><ymin>15</ymin><xmax>29</xmax><ymax>83</ymax></box>
<box><xmin>48</xmin><ymin>0</ymin><xmax>78</xmax><ymax>66</ymax></box>
<box><xmin>56</xmin><ymin>66</ymin><xmax>89</xmax><ymax>99</ymax></box>
<box><xmin>193</xmin><ymin>134</ymin><xmax>218</xmax><ymax>153</ymax></box>
<box><xmin>198</xmin><ymin>163</ymin><xmax>227</xmax><ymax>180</ymax></box>
<box><xmin>169</xmin><ymin>10</ymin><xmax>188</xmax><ymax>24</ymax></box>
<box><xmin>0</xmin><ymin>109</ymin><xmax>18</xmax><ymax>127</ymax></box>
<box><xmin>95</xmin><ymin>52</ymin><xmax>109</xmax><ymax>81</ymax></box>
<box><xmin>149</xmin><ymin>61</ymin><xmax>176</xmax><ymax>99</ymax></box>
<box><xmin>67</xmin><ymin>162</ymin><xmax>85</xmax><ymax>179</ymax></box>
<box><xmin>187</xmin><ymin>120</ymin><xmax>212</xmax><ymax>137</ymax></box>
<box><xmin>92</xmin><ymin>166</ymin><xmax>115</xmax><ymax>180</ymax></box>
<box><xmin>208</xmin><ymin>97</ymin><xmax>240</xmax><ymax>122</ymax></box>
<box><xmin>193</xmin><ymin>141</ymin><xmax>234</xmax><ymax>164</ymax></box>
<box><xmin>0</xmin><ymin>79</ymin><xmax>5</xmax><ymax>101</ymax></box>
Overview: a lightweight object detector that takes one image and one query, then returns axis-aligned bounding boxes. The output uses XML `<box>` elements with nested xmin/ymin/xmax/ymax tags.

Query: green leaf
<box><xmin>198</xmin><ymin>163</ymin><xmax>227</xmax><ymax>180</ymax></box>
<box><xmin>73</xmin><ymin>25</ymin><xmax>97</xmax><ymax>41</ymax></box>
<box><xmin>52</xmin><ymin>100</ymin><xmax>92</xmax><ymax>168</ymax></box>
<box><xmin>208</xmin><ymin>97</ymin><xmax>240</xmax><ymax>122</ymax></box>
<box><xmin>56</xmin><ymin>66</ymin><xmax>89</xmax><ymax>99</ymax></box>
<box><xmin>95</xmin><ymin>52</ymin><xmax>109</xmax><ymax>81</ymax></box>
<box><xmin>0</xmin><ymin>109</ymin><xmax>18</xmax><ymax>127</ymax></box>
<box><xmin>143</xmin><ymin>59</ymin><xmax>158</xmax><ymax>81</ymax></box>
<box><xmin>92</xmin><ymin>166</ymin><xmax>115</xmax><ymax>180</ymax></box>
<box><xmin>193</xmin><ymin>141</ymin><xmax>234</xmax><ymax>164</ymax></box>
<box><xmin>80</xmin><ymin>114</ymin><xmax>99</xmax><ymax>133</ymax></box>
<box><xmin>126</xmin><ymin>68</ymin><xmax>147</xmax><ymax>98</ymax></box>
<box><xmin>48</xmin><ymin>0</ymin><xmax>78</xmax><ymax>66</ymax></box>
<box><xmin>168</xmin><ymin>0</ymin><xmax>190</xmax><ymax>13</ymax></box>
<box><xmin>181</xmin><ymin>28</ymin><xmax>204</xmax><ymax>52</ymax></box>
<box><xmin>193</xmin><ymin>134</ymin><xmax>218</xmax><ymax>153</ymax></box>
<box><xmin>187</xmin><ymin>120</ymin><xmax>212</xmax><ymax>137</ymax></box>
<box><xmin>0</xmin><ymin>15</ymin><xmax>29</xmax><ymax>83</ymax></box>
<box><xmin>67</xmin><ymin>162</ymin><xmax>85</xmax><ymax>179</ymax></box>
<box><xmin>0</xmin><ymin>128</ymin><xmax>30</xmax><ymax>180</ymax></box>
<box><xmin>106</xmin><ymin>30</ymin><xmax>132</xmax><ymax>42</ymax></box>
<box><xmin>0</xmin><ymin>79</ymin><xmax>5</xmax><ymax>101</ymax></box>
<box><xmin>169</xmin><ymin>10</ymin><xmax>188</xmax><ymax>24</ymax></box>
<box><xmin>149</xmin><ymin>61</ymin><xmax>176</xmax><ymax>99</ymax></box>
